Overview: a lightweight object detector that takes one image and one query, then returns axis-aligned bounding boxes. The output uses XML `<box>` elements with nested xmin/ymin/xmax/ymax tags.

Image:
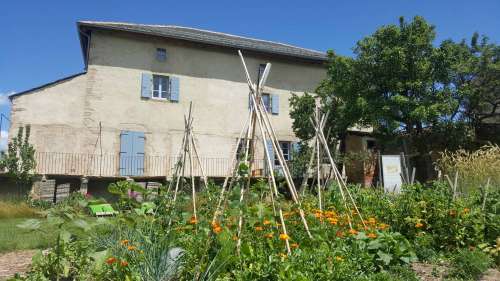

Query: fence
<box><xmin>34</xmin><ymin>152</ymin><xmax>266</xmax><ymax>178</ymax></box>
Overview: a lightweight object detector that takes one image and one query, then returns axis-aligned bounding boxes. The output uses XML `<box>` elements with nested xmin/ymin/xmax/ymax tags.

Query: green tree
<box><xmin>0</xmin><ymin>125</ymin><xmax>36</xmax><ymax>186</ymax></box>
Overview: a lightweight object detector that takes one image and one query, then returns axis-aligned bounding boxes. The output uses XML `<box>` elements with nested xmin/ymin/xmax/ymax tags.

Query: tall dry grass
<box><xmin>0</xmin><ymin>201</ymin><xmax>39</xmax><ymax>219</ymax></box>
<box><xmin>436</xmin><ymin>144</ymin><xmax>500</xmax><ymax>192</ymax></box>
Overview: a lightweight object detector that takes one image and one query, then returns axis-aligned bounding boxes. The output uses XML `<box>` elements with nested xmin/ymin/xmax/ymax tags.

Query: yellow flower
<box><xmin>127</xmin><ymin>245</ymin><xmax>137</xmax><ymax>251</ymax></box>
<box><xmin>291</xmin><ymin>243</ymin><xmax>299</xmax><ymax>249</ymax></box>
<box><xmin>255</xmin><ymin>226</ymin><xmax>263</xmax><ymax>231</ymax></box>
<box><xmin>265</xmin><ymin>233</ymin><xmax>274</xmax><ymax>239</ymax></box>
<box><xmin>378</xmin><ymin>223</ymin><xmax>389</xmax><ymax>230</ymax></box>
<box><xmin>463</xmin><ymin>208</ymin><xmax>470</xmax><ymax>214</ymax></box>
<box><xmin>263</xmin><ymin>220</ymin><xmax>271</xmax><ymax>225</ymax></box>
<box><xmin>279</xmin><ymin>253</ymin><xmax>288</xmax><ymax>258</ymax></box>
<box><xmin>279</xmin><ymin>233</ymin><xmax>290</xmax><ymax>241</ymax></box>
<box><xmin>415</xmin><ymin>222</ymin><xmax>424</xmax><ymax>228</ymax></box>
<box><xmin>367</xmin><ymin>233</ymin><xmax>377</xmax><ymax>239</ymax></box>
<box><xmin>368</xmin><ymin>217</ymin><xmax>376</xmax><ymax>225</ymax></box>
<box><xmin>314</xmin><ymin>212</ymin><xmax>323</xmax><ymax>219</ymax></box>
<box><xmin>232</xmin><ymin>235</ymin><xmax>238</xmax><ymax>241</ymax></box>
<box><xmin>120</xmin><ymin>240</ymin><xmax>129</xmax><ymax>246</ymax></box>
<box><xmin>335</xmin><ymin>256</ymin><xmax>344</xmax><ymax>261</ymax></box>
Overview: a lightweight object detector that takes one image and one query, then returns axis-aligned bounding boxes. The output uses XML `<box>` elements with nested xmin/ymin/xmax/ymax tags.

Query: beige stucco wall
<box><xmin>10</xmin><ymin>30</ymin><xmax>326</xmax><ymax>177</ymax></box>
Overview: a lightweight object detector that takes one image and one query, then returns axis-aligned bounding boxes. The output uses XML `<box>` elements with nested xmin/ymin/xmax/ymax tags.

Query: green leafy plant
<box><xmin>0</xmin><ymin>125</ymin><xmax>36</xmax><ymax>187</ymax></box>
<box><xmin>449</xmin><ymin>248</ymin><xmax>492</xmax><ymax>280</ymax></box>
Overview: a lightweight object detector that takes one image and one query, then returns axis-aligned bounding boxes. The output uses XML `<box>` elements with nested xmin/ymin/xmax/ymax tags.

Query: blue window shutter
<box><xmin>119</xmin><ymin>131</ymin><xmax>134</xmax><ymax>176</ymax></box>
<box><xmin>271</xmin><ymin>94</ymin><xmax>279</xmax><ymax>115</ymax></box>
<box><xmin>133</xmin><ymin>132</ymin><xmax>145</xmax><ymax>176</ymax></box>
<box><xmin>141</xmin><ymin>73</ymin><xmax>152</xmax><ymax>98</ymax></box>
<box><xmin>266</xmin><ymin>139</ymin><xmax>274</xmax><ymax>167</ymax></box>
<box><xmin>170</xmin><ymin>76</ymin><xmax>180</xmax><ymax>102</ymax></box>
<box><xmin>119</xmin><ymin>131</ymin><xmax>145</xmax><ymax>176</ymax></box>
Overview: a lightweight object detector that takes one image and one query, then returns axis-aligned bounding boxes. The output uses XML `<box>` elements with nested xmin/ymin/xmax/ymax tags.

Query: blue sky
<box><xmin>1</xmin><ymin>0</ymin><xmax>499</xmax><ymax>146</ymax></box>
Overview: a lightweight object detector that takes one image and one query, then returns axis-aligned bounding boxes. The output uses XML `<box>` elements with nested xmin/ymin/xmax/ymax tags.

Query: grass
<box><xmin>0</xmin><ymin>201</ymin><xmax>39</xmax><ymax>219</ymax></box>
<box><xmin>0</xmin><ymin>200</ymin><xmax>57</xmax><ymax>253</ymax></box>
<box><xmin>0</xmin><ymin>218</ymin><xmax>57</xmax><ymax>253</ymax></box>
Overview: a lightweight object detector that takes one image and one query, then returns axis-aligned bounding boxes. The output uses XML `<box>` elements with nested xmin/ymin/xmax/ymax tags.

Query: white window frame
<box><xmin>152</xmin><ymin>74</ymin><xmax>170</xmax><ymax>100</ymax></box>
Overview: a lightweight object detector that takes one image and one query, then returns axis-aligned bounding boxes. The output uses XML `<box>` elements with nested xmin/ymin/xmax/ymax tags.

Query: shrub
<box><xmin>449</xmin><ymin>248</ymin><xmax>492</xmax><ymax>280</ymax></box>
<box><xmin>436</xmin><ymin>144</ymin><xmax>500</xmax><ymax>192</ymax></box>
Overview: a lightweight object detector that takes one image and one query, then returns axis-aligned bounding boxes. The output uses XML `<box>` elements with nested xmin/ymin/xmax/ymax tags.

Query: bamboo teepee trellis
<box><xmin>305</xmin><ymin>104</ymin><xmax>366</xmax><ymax>230</ymax></box>
<box><xmin>167</xmin><ymin>102</ymin><xmax>208</xmax><ymax>225</ymax></box>
<box><xmin>211</xmin><ymin>50</ymin><xmax>313</xmax><ymax>255</ymax></box>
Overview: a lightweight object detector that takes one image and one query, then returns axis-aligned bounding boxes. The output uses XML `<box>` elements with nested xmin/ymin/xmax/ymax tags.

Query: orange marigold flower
<box><xmin>291</xmin><ymin>243</ymin><xmax>299</xmax><ymax>249</ymax></box>
<box><xmin>120</xmin><ymin>260</ymin><xmax>128</xmax><ymax>267</ymax></box>
<box><xmin>279</xmin><ymin>233</ymin><xmax>290</xmax><ymax>241</ymax></box>
<box><xmin>255</xmin><ymin>226</ymin><xmax>263</xmax><ymax>231</ymax></box>
<box><xmin>367</xmin><ymin>233</ymin><xmax>377</xmax><ymax>239</ymax></box>
<box><xmin>263</xmin><ymin>220</ymin><xmax>271</xmax><ymax>225</ymax></box>
<box><xmin>335</xmin><ymin>230</ymin><xmax>344</xmax><ymax>238</ymax></box>
<box><xmin>120</xmin><ymin>239</ymin><xmax>129</xmax><ymax>246</ymax></box>
<box><xmin>265</xmin><ymin>233</ymin><xmax>274</xmax><ymax>239</ymax></box>
<box><xmin>105</xmin><ymin>257</ymin><xmax>116</xmax><ymax>265</ymax></box>
<box><xmin>335</xmin><ymin>256</ymin><xmax>344</xmax><ymax>261</ymax></box>
<box><xmin>463</xmin><ymin>208</ymin><xmax>470</xmax><ymax>214</ymax></box>
<box><xmin>327</xmin><ymin>218</ymin><xmax>338</xmax><ymax>225</ymax></box>
<box><xmin>232</xmin><ymin>235</ymin><xmax>238</xmax><ymax>241</ymax></box>
<box><xmin>348</xmin><ymin>229</ymin><xmax>358</xmax><ymax>235</ymax></box>
<box><xmin>314</xmin><ymin>212</ymin><xmax>323</xmax><ymax>219</ymax></box>
<box><xmin>415</xmin><ymin>222</ymin><xmax>424</xmax><ymax>228</ymax></box>
<box><xmin>127</xmin><ymin>245</ymin><xmax>137</xmax><ymax>251</ymax></box>
<box><xmin>213</xmin><ymin>226</ymin><xmax>222</xmax><ymax>234</ymax></box>
<box><xmin>189</xmin><ymin>216</ymin><xmax>198</xmax><ymax>224</ymax></box>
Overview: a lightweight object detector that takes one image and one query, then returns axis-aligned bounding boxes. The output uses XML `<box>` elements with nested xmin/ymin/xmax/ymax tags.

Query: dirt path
<box><xmin>412</xmin><ymin>262</ymin><xmax>500</xmax><ymax>281</ymax></box>
<box><xmin>0</xmin><ymin>250</ymin><xmax>37</xmax><ymax>280</ymax></box>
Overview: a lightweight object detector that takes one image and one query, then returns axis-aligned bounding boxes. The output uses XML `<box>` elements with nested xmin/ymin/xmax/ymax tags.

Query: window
<box><xmin>236</xmin><ymin>138</ymin><xmax>250</xmax><ymax>157</ymax></box>
<box><xmin>156</xmin><ymin>48</ymin><xmax>167</xmax><ymax>62</ymax></box>
<box><xmin>262</xmin><ymin>93</ymin><xmax>271</xmax><ymax>112</ymax></box>
<box><xmin>366</xmin><ymin>139</ymin><xmax>377</xmax><ymax>152</ymax></box>
<box><xmin>275</xmin><ymin>141</ymin><xmax>291</xmax><ymax>166</ymax></box>
<box><xmin>153</xmin><ymin>75</ymin><xmax>169</xmax><ymax>99</ymax></box>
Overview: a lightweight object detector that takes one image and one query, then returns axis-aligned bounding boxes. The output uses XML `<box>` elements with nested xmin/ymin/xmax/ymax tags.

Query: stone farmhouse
<box><xmin>8</xmin><ymin>21</ymin><xmax>373</xmax><ymax>188</ymax></box>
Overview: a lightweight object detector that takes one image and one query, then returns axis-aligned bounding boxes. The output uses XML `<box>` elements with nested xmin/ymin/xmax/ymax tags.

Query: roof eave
<box><xmin>77</xmin><ymin>22</ymin><xmax>328</xmax><ymax>63</ymax></box>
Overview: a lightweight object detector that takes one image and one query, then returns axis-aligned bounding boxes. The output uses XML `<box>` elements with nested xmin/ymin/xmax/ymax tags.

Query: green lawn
<box><xmin>0</xmin><ymin>218</ymin><xmax>57</xmax><ymax>253</ymax></box>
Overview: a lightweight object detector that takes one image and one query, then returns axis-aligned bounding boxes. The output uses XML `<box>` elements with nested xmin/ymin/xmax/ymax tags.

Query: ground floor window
<box><xmin>275</xmin><ymin>141</ymin><xmax>291</xmax><ymax>166</ymax></box>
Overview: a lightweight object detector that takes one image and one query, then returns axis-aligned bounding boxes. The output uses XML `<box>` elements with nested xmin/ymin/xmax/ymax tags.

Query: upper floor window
<box><xmin>156</xmin><ymin>48</ymin><xmax>167</xmax><ymax>62</ymax></box>
<box><xmin>153</xmin><ymin>75</ymin><xmax>169</xmax><ymax>99</ymax></box>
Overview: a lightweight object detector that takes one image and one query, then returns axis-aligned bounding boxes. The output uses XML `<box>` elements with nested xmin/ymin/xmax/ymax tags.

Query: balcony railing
<box><xmin>33</xmin><ymin>152</ymin><xmax>266</xmax><ymax>178</ymax></box>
